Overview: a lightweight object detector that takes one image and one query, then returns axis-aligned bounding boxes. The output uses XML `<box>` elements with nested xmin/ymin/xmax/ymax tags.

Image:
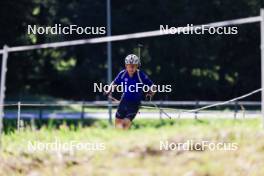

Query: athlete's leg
<box><xmin>123</xmin><ymin>118</ymin><xmax>132</xmax><ymax>129</ymax></box>
<box><xmin>122</xmin><ymin>103</ymin><xmax>139</xmax><ymax>129</ymax></box>
<box><xmin>115</xmin><ymin>118</ymin><xmax>124</xmax><ymax>129</ymax></box>
<box><xmin>115</xmin><ymin>99</ymin><xmax>127</xmax><ymax>129</ymax></box>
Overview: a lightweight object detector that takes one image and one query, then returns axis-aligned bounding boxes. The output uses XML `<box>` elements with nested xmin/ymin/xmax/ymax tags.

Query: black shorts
<box><xmin>116</xmin><ymin>100</ymin><xmax>140</xmax><ymax>121</ymax></box>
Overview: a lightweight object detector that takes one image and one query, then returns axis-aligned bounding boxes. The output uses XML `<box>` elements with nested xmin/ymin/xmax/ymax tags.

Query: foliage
<box><xmin>0</xmin><ymin>0</ymin><xmax>263</xmax><ymax>101</ymax></box>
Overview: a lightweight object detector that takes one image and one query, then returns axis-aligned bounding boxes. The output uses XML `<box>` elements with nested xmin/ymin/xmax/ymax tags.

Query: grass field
<box><xmin>1</xmin><ymin>118</ymin><xmax>264</xmax><ymax>176</ymax></box>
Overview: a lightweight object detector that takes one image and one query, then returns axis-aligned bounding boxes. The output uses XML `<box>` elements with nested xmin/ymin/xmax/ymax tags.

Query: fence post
<box><xmin>106</xmin><ymin>0</ymin><xmax>113</xmax><ymax>125</ymax></box>
<box><xmin>0</xmin><ymin>45</ymin><xmax>8</xmax><ymax>147</ymax></box>
<box><xmin>17</xmin><ymin>101</ymin><xmax>21</xmax><ymax>131</ymax></box>
<box><xmin>159</xmin><ymin>100</ymin><xmax>162</xmax><ymax>119</ymax></box>
<box><xmin>39</xmin><ymin>102</ymin><xmax>42</xmax><ymax>120</ymax></box>
<box><xmin>240</xmin><ymin>104</ymin><xmax>246</xmax><ymax>119</ymax></box>
<box><xmin>81</xmin><ymin>101</ymin><xmax>85</xmax><ymax>120</ymax></box>
<box><xmin>30</xmin><ymin>116</ymin><xmax>36</xmax><ymax>131</ymax></box>
<box><xmin>234</xmin><ymin>101</ymin><xmax>238</xmax><ymax>119</ymax></box>
<box><xmin>260</xmin><ymin>9</ymin><xmax>264</xmax><ymax>129</ymax></box>
<box><xmin>195</xmin><ymin>101</ymin><xmax>199</xmax><ymax>119</ymax></box>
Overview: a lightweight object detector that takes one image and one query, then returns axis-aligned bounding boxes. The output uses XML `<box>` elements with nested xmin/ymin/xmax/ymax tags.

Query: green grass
<box><xmin>1</xmin><ymin>118</ymin><xmax>264</xmax><ymax>176</ymax></box>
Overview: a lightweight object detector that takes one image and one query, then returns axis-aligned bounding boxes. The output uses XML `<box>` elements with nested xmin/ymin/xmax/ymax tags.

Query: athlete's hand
<box><xmin>104</xmin><ymin>83</ymin><xmax>116</xmax><ymax>96</ymax></box>
<box><xmin>145</xmin><ymin>93</ymin><xmax>153</xmax><ymax>101</ymax></box>
<box><xmin>103</xmin><ymin>90</ymin><xmax>111</xmax><ymax>96</ymax></box>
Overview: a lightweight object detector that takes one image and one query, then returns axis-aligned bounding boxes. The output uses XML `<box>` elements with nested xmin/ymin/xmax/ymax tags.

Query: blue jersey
<box><xmin>113</xmin><ymin>69</ymin><xmax>153</xmax><ymax>102</ymax></box>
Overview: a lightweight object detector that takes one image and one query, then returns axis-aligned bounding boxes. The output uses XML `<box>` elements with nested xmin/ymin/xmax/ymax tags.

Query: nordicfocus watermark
<box><xmin>160</xmin><ymin>140</ymin><xmax>238</xmax><ymax>151</ymax></box>
<box><xmin>93</xmin><ymin>83</ymin><xmax>172</xmax><ymax>93</ymax></box>
<box><xmin>27</xmin><ymin>24</ymin><xmax>106</xmax><ymax>35</ymax></box>
<box><xmin>160</xmin><ymin>24</ymin><xmax>238</xmax><ymax>35</ymax></box>
<box><xmin>27</xmin><ymin>138</ymin><xmax>105</xmax><ymax>153</ymax></box>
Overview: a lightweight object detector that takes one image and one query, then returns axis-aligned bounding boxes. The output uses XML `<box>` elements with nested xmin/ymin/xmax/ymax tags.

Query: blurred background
<box><xmin>1</xmin><ymin>2</ymin><xmax>264</xmax><ymax>175</ymax></box>
<box><xmin>0</xmin><ymin>0</ymin><xmax>263</xmax><ymax>102</ymax></box>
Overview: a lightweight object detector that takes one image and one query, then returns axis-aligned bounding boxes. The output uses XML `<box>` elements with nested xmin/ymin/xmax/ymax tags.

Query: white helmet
<box><xmin>125</xmin><ymin>54</ymin><xmax>140</xmax><ymax>65</ymax></box>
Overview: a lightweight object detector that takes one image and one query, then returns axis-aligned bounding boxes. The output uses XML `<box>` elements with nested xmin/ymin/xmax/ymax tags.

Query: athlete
<box><xmin>106</xmin><ymin>54</ymin><xmax>155</xmax><ymax>129</ymax></box>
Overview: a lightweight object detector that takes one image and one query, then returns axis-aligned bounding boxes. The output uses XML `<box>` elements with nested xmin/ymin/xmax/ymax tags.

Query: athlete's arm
<box><xmin>139</xmin><ymin>71</ymin><xmax>156</xmax><ymax>100</ymax></box>
<box><xmin>104</xmin><ymin>70</ymin><xmax>125</xmax><ymax>95</ymax></box>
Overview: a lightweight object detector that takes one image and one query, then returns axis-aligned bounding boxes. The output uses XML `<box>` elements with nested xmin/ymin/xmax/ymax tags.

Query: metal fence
<box><xmin>4</xmin><ymin>100</ymin><xmax>261</xmax><ymax>119</ymax></box>
<box><xmin>2</xmin><ymin>100</ymin><xmax>261</xmax><ymax>131</ymax></box>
